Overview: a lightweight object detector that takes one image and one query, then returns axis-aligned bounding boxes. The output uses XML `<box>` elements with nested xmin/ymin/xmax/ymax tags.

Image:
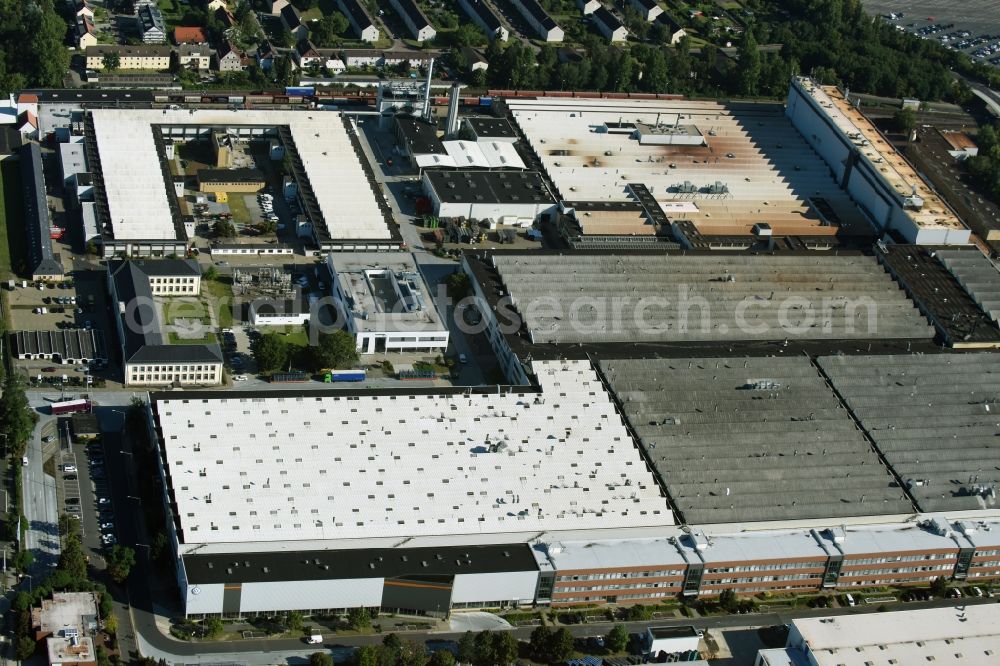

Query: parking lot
<box><xmin>868</xmin><ymin>1</ymin><xmax>1000</xmax><ymax>67</ymax></box>
<box><xmin>55</xmin><ymin>416</ymin><xmax>118</xmax><ymax>562</ymax></box>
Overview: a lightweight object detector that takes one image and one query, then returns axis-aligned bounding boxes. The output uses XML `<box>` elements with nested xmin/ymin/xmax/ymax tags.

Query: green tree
<box><xmin>280</xmin><ymin>27</ymin><xmax>295</xmax><ymax>47</ymax></box>
<box><xmin>213</xmin><ymin>219</ymin><xmax>237</xmax><ymax>238</ymax></box>
<box><xmin>106</xmin><ymin>545</ymin><xmax>136</xmax><ymax>584</ymax></box>
<box><xmin>16</xmin><ymin>635</ymin><xmax>36</xmax><ymax>660</ymax></box>
<box><xmin>351</xmin><ymin>645</ymin><xmax>382</xmax><ymax>666</ymax></box>
<box><xmin>382</xmin><ymin>633</ymin><xmax>402</xmax><ymax>652</ymax></box>
<box><xmin>457</xmin><ymin>631</ymin><xmax>476</xmax><ymax>664</ymax></box>
<box><xmin>931</xmin><ymin>576</ymin><xmax>949</xmax><ymax>597</ymax></box>
<box><xmin>104</xmin><ymin>612</ymin><xmax>118</xmax><ymax>636</ymax></box>
<box><xmin>428</xmin><ymin>649</ymin><xmax>456</xmax><ymax>666</ymax></box>
<box><xmin>493</xmin><ymin>631</ymin><xmax>518</xmax><ymax>665</ymax></box>
<box><xmin>285</xmin><ymin>610</ymin><xmax>303</xmax><ymax>632</ymax></box>
<box><xmin>58</xmin><ymin>533</ymin><xmax>88</xmax><ymax>583</ymax></box>
<box><xmin>346</xmin><ymin>606</ymin><xmax>370</xmax><ymax>630</ymax></box>
<box><xmin>550</xmin><ymin>628</ymin><xmax>575</xmax><ymax>662</ymax></box>
<box><xmin>606</xmin><ymin>624</ymin><xmax>629</xmax><ymax>652</ymax></box>
<box><xmin>738</xmin><ymin>28</ymin><xmax>761</xmax><ymax>96</ymax></box>
<box><xmin>444</xmin><ymin>272</ymin><xmax>471</xmax><ymax>300</ymax></box>
<box><xmin>310</xmin><ymin>653</ymin><xmax>334</xmax><ymax>666</ymax></box>
<box><xmin>1</xmin><ymin>375</ymin><xmax>36</xmax><ymax>456</ymax></box>
<box><xmin>719</xmin><ymin>587</ymin><xmax>738</xmax><ymax>612</ymax></box>
<box><xmin>203</xmin><ymin>617</ymin><xmax>224</xmax><ymax>638</ymax></box>
<box><xmin>893</xmin><ymin>107</ymin><xmax>916</xmax><ymax>135</ymax></box>
<box><xmin>251</xmin><ymin>333</ymin><xmax>289</xmax><ymax>373</ymax></box>
<box><xmin>529</xmin><ymin>625</ymin><xmax>552</xmax><ymax>662</ymax></box>
<box><xmin>102</xmin><ymin>52</ymin><xmax>121</xmax><ymax>71</ymax></box>
<box><xmin>311</xmin><ymin>13</ymin><xmax>348</xmax><ymax>46</ymax></box>
<box><xmin>398</xmin><ymin>641</ymin><xmax>430</xmax><ymax>666</ymax></box>
<box><xmin>314</xmin><ymin>330</ymin><xmax>359</xmax><ymax>370</ymax></box>
<box><xmin>473</xmin><ymin>630</ymin><xmax>495</xmax><ymax>666</ymax></box>
<box><xmin>274</xmin><ymin>54</ymin><xmax>295</xmax><ymax>86</ymax></box>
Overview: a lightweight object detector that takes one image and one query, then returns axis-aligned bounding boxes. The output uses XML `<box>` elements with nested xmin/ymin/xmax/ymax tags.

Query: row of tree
<box><xmin>479</xmin><ymin>0</ymin><xmax>995</xmax><ymax>102</ymax></box>
<box><xmin>307</xmin><ymin>622</ymin><xmax>632</xmax><ymax>666</ymax></box>
<box><xmin>965</xmin><ymin>122</ymin><xmax>1000</xmax><ymax>204</ymax></box>
<box><xmin>251</xmin><ymin>329</ymin><xmax>359</xmax><ymax>374</ymax></box>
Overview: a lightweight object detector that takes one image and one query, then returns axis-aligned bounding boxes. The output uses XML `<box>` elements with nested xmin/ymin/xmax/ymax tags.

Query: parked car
<box><xmin>64</xmin><ymin>474</ymin><xmax>77</xmax><ymax>481</ymax></box>
<box><xmin>63</xmin><ymin>465</ymin><xmax>77</xmax><ymax>473</ymax></box>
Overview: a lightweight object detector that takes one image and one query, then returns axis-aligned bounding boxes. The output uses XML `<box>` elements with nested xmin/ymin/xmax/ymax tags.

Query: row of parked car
<box><xmin>62</xmin><ymin>441</ymin><xmax>116</xmax><ymax>547</ymax></box>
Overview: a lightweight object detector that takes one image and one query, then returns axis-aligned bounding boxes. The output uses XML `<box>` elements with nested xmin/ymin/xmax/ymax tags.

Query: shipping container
<box><xmin>51</xmin><ymin>399</ymin><xmax>91</xmax><ymax>415</ymax></box>
<box><xmin>326</xmin><ymin>370</ymin><xmax>366</xmax><ymax>382</ymax></box>
<box><xmin>479</xmin><ymin>97</ymin><xmax>493</xmax><ymax>107</ymax></box>
<box><xmin>285</xmin><ymin>86</ymin><xmax>316</xmax><ymax>97</ymax></box>
<box><xmin>184</xmin><ymin>95</ymin><xmax>201</xmax><ymax>103</ymax></box>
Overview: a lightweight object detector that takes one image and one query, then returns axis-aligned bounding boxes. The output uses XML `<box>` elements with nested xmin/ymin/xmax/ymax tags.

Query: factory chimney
<box><xmin>446</xmin><ymin>82</ymin><xmax>462</xmax><ymax>137</ymax></box>
<box><xmin>423</xmin><ymin>58</ymin><xmax>435</xmax><ymax>122</ymax></box>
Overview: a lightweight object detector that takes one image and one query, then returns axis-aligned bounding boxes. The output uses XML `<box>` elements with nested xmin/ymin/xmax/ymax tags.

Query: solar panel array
<box><xmin>819</xmin><ymin>353</ymin><xmax>1000</xmax><ymax>513</ymax></box>
<box><xmin>601</xmin><ymin>356</ymin><xmax>914</xmax><ymax>524</ymax></box>
<box><xmin>492</xmin><ymin>253</ymin><xmax>934</xmax><ymax>344</ymax></box>
<box><xmin>936</xmin><ymin>249</ymin><xmax>1000</xmax><ymax>323</ymax></box>
<box><xmin>154</xmin><ymin>360</ymin><xmax>671</xmax><ymax>546</ymax></box>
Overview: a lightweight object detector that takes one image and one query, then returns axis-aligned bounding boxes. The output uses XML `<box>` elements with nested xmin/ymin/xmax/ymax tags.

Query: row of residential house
<box><xmin>83</xmin><ymin>40</ymin><xmax>438</xmax><ymax>75</ymax></box>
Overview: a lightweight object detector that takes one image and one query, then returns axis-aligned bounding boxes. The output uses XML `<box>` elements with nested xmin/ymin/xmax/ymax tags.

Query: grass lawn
<box><xmin>257</xmin><ymin>324</ymin><xmax>310</xmax><ymax>347</ymax></box>
<box><xmin>0</xmin><ymin>159</ymin><xmax>25</xmax><ymax>279</ymax></box>
<box><xmin>163</xmin><ymin>298</ymin><xmax>211</xmax><ymax>326</ymax></box>
<box><xmin>203</xmin><ymin>277</ymin><xmax>235</xmax><ymax>329</ymax></box>
<box><xmin>226</xmin><ymin>194</ymin><xmax>252</xmax><ymax>226</ymax></box>
<box><xmin>168</xmin><ymin>331</ymin><xmax>218</xmax><ymax>344</ymax></box>
<box><xmin>300</xmin><ymin>6</ymin><xmax>323</xmax><ymax>21</ymax></box>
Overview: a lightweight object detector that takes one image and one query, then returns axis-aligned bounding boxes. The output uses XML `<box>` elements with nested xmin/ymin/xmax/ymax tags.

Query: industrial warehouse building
<box><xmin>149</xmin><ymin>360</ymin><xmax>671</xmax><ymax>616</ymax></box>
<box><xmin>463</xmin><ymin>251</ymin><xmax>935</xmax><ymax>383</ymax></box>
<box><xmin>757</xmin><ymin>604</ymin><xmax>1000</xmax><ymax>666</ymax></box>
<box><xmin>21</xmin><ymin>142</ymin><xmax>64</xmax><ymax>281</ymax></box>
<box><xmin>786</xmin><ymin>78</ymin><xmax>969</xmax><ymax>245</ymax></box>
<box><xmin>84</xmin><ymin>109</ymin><xmax>399</xmax><ymax>256</ymax></box>
<box><xmin>505</xmin><ymin>82</ymin><xmax>972</xmax><ymax>249</ymax></box>
<box><xmin>11</xmin><ymin>329</ymin><xmax>107</xmax><ymax>365</ymax></box>
<box><xmin>107</xmin><ymin>259</ymin><xmax>223</xmax><ymax>386</ymax></box>
<box><xmin>325</xmin><ymin>252</ymin><xmax>450</xmax><ymax>354</ymax></box>
<box><xmin>422</xmin><ymin>170</ymin><xmax>556</xmax><ymax>221</ymax></box>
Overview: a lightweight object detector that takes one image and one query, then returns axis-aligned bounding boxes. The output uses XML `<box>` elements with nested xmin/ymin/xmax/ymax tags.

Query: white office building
<box><xmin>325</xmin><ymin>252</ymin><xmax>449</xmax><ymax>354</ymax></box>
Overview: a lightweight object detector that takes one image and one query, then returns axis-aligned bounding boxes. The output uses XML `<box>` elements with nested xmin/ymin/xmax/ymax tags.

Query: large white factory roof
<box><xmin>153</xmin><ymin>360</ymin><xmax>671</xmax><ymax>549</ymax></box>
<box><xmin>90</xmin><ymin>109</ymin><xmax>389</xmax><ymax>241</ymax></box>
<box><xmin>505</xmin><ymin>97</ymin><xmax>868</xmax><ymax>236</ymax></box>
<box><xmin>787</xmin><ymin>604</ymin><xmax>1000</xmax><ymax>666</ymax></box>
<box><xmin>789</xmin><ymin>78</ymin><xmax>965</xmax><ymax>235</ymax></box>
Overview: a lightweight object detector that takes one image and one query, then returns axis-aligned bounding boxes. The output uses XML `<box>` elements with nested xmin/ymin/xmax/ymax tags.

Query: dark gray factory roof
<box><xmin>819</xmin><ymin>353</ymin><xmax>1000</xmax><ymax>514</ymax></box>
<box><xmin>877</xmin><ymin>244</ymin><xmax>1000</xmax><ymax>347</ymax></box>
<box><xmin>486</xmin><ymin>251</ymin><xmax>933</xmax><ymax>345</ymax></box>
<box><xmin>20</xmin><ymin>143</ymin><xmax>64</xmax><ymax>278</ymax></box>
<box><xmin>425</xmin><ymin>170</ymin><xmax>554</xmax><ymax>204</ymax></box>
<box><xmin>184</xmin><ymin>543</ymin><xmax>538</xmax><ymax>585</ymax></box>
<box><xmin>465</xmin><ymin>116</ymin><xmax>517</xmax><ymax>139</ymax></box>
<box><xmin>396</xmin><ymin>115</ymin><xmax>446</xmax><ymax>155</ymax></box>
<box><xmin>13</xmin><ymin>329</ymin><xmax>107</xmax><ymax>361</ymax></box>
<box><xmin>600</xmin><ymin>356</ymin><xmax>916</xmax><ymax>524</ymax></box>
<box><xmin>197</xmin><ymin>168</ymin><xmax>265</xmax><ymax>184</ymax></box>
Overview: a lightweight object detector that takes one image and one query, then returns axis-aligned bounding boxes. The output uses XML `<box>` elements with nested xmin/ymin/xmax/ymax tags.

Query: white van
<box><xmin>306</xmin><ymin>635</ymin><xmax>323</xmax><ymax>644</ymax></box>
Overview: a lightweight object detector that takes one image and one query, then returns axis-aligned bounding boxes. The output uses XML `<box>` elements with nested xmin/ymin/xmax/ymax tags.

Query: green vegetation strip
<box><xmin>0</xmin><ymin>160</ymin><xmax>26</xmax><ymax>279</ymax></box>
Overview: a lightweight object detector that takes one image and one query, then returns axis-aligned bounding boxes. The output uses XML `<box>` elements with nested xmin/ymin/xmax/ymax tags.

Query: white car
<box><xmin>233</xmin><ymin>374</ymin><xmax>248</xmax><ymax>381</ymax></box>
<box><xmin>63</xmin><ymin>465</ymin><xmax>77</xmax><ymax>473</ymax></box>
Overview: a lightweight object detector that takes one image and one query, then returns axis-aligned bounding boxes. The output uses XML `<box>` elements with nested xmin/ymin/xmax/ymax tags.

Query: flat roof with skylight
<box><xmin>151</xmin><ymin>360</ymin><xmax>672</xmax><ymax>554</ymax></box>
